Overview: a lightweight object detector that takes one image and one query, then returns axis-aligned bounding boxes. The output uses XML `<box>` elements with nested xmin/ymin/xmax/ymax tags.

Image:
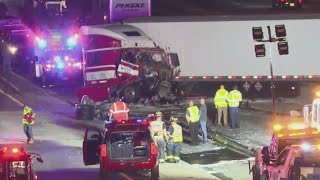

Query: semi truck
<box><xmin>125</xmin><ymin>15</ymin><xmax>320</xmax><ymax>98</ymax></box>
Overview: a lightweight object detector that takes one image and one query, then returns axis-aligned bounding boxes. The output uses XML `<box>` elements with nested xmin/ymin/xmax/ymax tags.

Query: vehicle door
<box><xmin>168</xmin><ymin>53</ymin><xmax>180</xmax><ymax>77</ymax></box>
<box><xmin>271</xmin><ymin>148</ymin><xmax>291</xmax><ymax>179</ymax></box>
<box><xmin>117</xmin><ymin>49</ymin><xmax>139</xmax><ymax>79</ymax></box>
<box><xmin>82</xmin><ymin>128</ymin><xmax>102</xmax><ymax>166</ymax></box>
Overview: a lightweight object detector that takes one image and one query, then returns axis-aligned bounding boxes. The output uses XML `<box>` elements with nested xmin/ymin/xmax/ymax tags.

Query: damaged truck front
<box><xmin>76</xmin><ymin>24</ymin><xmax>181</xmax><ymax>105</ymax></box>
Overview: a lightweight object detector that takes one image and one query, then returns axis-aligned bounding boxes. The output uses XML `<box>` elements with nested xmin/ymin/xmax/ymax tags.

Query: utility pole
<box><xmin>252</xmin><ymin>25</ymin><xmax>289</xmax><ymax>122</ymax></box>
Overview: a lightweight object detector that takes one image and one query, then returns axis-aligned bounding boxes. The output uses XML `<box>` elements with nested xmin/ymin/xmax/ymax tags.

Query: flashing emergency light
<box><xmin>54</xmin><ymin>56</ymin><xmax>62</xmax><ymax>62</ymax></box>
<box><xmin>316</xmin><ymin>91</ymin><xmax>320</xmax><ymax>98</ymax></box>
<box><xmin>288</xmin><ymin>123</ymin><xmax>308</xmax><ymax>130</ymax></box>
<box><xmin>301</xmin><ymin>143</ymin><xmax>311</xmax><ymax>151</ymax></box>
<box><xmin>273</xmin><ymin>124</ymin><xmax>283</xmax><ymax>131</ymax></box>
<box><xmin>35</xmin><ymin>36</ymin><xmax>47</xmax><ymax>49</ymax></box>
<box><xmin>8</xmin><ymin>46</ymin><xmax>18</xmax><ymax>55</ymax></box>
<box><xmin>136</xmin><ymin>119</ymin><xmax>142</xmax><ymax>123</ymax></box>
<box><xmin>66</xmin><ymin>35</ymin><xmax>78</xmax><ymax>48</ymax></box>
<box><xmin>56</xmin><ymin>61</ymin><xmax>64</xmax><ymax>69</ymax></box>
<box><xmin>12</xmin><ymin>147</ymin><xmax>19</xmax><ymax>154</ymax></box>
<box><xmin>64</xmin><ymin>56</ymin><xmax>69</xmax><ymax>61</ymax></box>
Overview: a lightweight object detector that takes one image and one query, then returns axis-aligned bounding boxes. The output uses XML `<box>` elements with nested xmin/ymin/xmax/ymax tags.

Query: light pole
<box><xmin>252</xmin><ymin>25</ymin><xmax>289</xmax><ymax>122</ymax></box>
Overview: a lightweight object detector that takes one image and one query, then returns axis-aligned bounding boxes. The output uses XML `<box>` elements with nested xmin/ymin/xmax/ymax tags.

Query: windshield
<box><xmin>135</xmin><ymin>50</ymin><xmax>166</xmax><ymax>64</ymax></box>
<box><xmin>109</xmin><ymin>131</ymin><xmax>150</xmax><ymax>160</ymax></box>
<box><xmin>278</xmin><ymin>136</ymin><xmax>320</xmax><ymax>153</ymax></box>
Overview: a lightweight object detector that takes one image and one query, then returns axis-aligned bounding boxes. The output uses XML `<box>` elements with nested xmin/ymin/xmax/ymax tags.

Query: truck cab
<box><xmin>77</xmin><ymin>24</ymin><xmax>180</xmax><ymax>103</ymax></box>
<box><xmin>252</xmin><ymin>144</ymin><xmax>320</xmax><ymax>180</ymax></box>
<box><xmin>82</xmin><ymin>118</ymin><xmax>159</xmax><ymax>180</ymax></box>
<box><xmin>0</xmin><ymin>145</ymin><xmax>43</xmax><ymax>180</ymax></box>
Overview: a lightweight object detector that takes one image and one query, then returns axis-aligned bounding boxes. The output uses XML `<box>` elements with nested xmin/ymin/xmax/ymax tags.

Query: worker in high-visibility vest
<box><xmin>214</xmin><ymin>85</ymin><xmax>229</xmax><ymax>127</ymax></box>
<box><xmin>227</xmin><ymin>85</ymin><xmax>242</xmax><ymax>129</ymax></box>
<box><xmin>166</xmin><ymin>116</ymin><xmax>183</xmax><ymax>163</ymax></box>
<box><xmin>185</xmin><ymin>100</ymin><xmax>200</xmax><ymax>146</ymax></box>
<box><xmin>149</xmin><ymin>111</ymin><xmax>168</xmax><ymax>163</ymax></box>
<box><xmin>22</xmin><ymin>105</ymin><xmax>35</xmax><ymax>144</ymax></box>
<box><xmin>109</xmin><ymin>97</ymin><xmax>129</xmax><ymax>122</ymax></box>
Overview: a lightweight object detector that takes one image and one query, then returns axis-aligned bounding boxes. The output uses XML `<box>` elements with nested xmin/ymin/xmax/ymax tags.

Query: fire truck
<box><xmin>0</xmin><ymin>145</ymin><xmax>43</xmax><ymax>180</ymax></box>
<box><xmin>272</xmin><ymin>0</ymin><xmax>303</xmax><ymax>8</ymax></box>
<box><xmin>82</xmin><ymin>118</ymin><xmax>159</xmax><ymax>180</ymax></box>
<box><xmin>249</xmin><ymin>98</ymin><xmax>320</xmax><ymax>180</ymax></box>
<box><xmin>32</xmin><ymin>0</ymin><xmax>83</xmax><ymax>86</ymax></box>
<box><xmin>77</xmin><ymin>24</ymin><xmax>180</xmax><ymax>104</ymax></box>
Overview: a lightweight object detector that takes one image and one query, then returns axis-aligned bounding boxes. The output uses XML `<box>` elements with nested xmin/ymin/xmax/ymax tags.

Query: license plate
<box><xmin>290</xmin><ymin>3</ymin><xmax>295</xmax><ymax>6</ymax></box>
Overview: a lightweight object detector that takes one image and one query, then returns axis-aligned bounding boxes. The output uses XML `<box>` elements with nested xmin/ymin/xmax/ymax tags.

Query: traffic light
<box><xmin>255</xmin><ymin>44</ymin><xmax>266</xmax><ymax>57</ymax></box>
<box><xmin>275</xmin><ymin>25</ymin><xmax>286</xmax><ymax>38</ymax></box>
<box><xmin>252</xmin><ymin>27</ymin><xmax>264</xmax><ymax>41</ymax></box>
<box><xmin>278</xmin><ymin>41</ymin><xmax>289</xmax><ymax>55</ymax></box>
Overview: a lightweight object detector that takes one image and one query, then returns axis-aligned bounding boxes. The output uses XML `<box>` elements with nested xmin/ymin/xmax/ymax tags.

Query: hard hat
<box><xmin>170</xmin><ymin>116</ymin><xmax>178</xmax><ymax>122</ymax></box>
<box><xmin>155</xmin><ymin>111</ymin><xmax>162</xmax><ymax>117</ymax></box>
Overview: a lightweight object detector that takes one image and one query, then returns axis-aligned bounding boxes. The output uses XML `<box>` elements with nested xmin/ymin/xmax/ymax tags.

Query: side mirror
<box><xmin>36</xmin><ymin>157</ymin><xmax>44</xmax><ymax>163</ymax></box>
<box><xmin>168</xmin><ymin>53</ymin><xmax>180</xmax><ymax>67</ymax></box>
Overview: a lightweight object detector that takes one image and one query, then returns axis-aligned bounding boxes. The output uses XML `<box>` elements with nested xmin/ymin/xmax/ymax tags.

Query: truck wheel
<box><xmin>100</xmin><ymin>165</ymin><xmax>109</xmax><ymax>180</ymax></box>
<box><xmin>76</xmin><ymin>104</ymin><xmax>95</xmax><ymax>120</ymax></box>
<box><xmin>124</xmin><ymin>86</ymin><xmax>140</xmax><ymax>103</ymax></box>
<box><xmin>151</xmin><ymin>164</ymin><xmax>159</xmax><ymax>180</ymax></box>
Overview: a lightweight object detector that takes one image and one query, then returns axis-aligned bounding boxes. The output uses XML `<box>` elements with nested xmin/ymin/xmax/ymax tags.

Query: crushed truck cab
<box><xmin>0</xmin><ymin>144</ymin><xmax>43</xmax><ymax>180</ymax></box>
<box><xmin>82</xmin><ymin>118</ymin><xmax>159</xmax><ymax>180</ymax></box>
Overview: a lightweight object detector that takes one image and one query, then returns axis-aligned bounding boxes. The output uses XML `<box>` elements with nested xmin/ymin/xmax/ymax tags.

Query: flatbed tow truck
<box><xmin>249</xmin><ymin>98</ymin><xmax>320</xmax><ymax>180</ymax></box>
<box><xmin>0</xmin><ymin>144</ymin><xmax>43</xmax><ymax>180</ymax></box>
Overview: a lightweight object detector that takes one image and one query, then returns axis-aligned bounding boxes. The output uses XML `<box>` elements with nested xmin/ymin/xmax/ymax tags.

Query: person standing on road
<box><xmin>109</xmin><ymin>97</ymin><xmax>129</xmax><ymax>122</ymax></box>
<box><xmin>149</xmin><ymin>111</ymin><xmax>168</xmax><ymax>163</ymax></box>
<box><xmin>186</xmin><ymin>100</ymin><xmax>200</xmax><ymax>146</ymax></box>
<box><xmin>227</xmin><ymin>85</ymin><xmax>242</xmax><ymax>129</ymax></box>
<box><xmin>199</xmin><ymin>98</ymin><xmax>208</xmax><ymax>143</ymax></box>
<box><xmin>22</xmin><ymin>105</ymin><xmax>35</xmax><ymax>144</ymax></box>
<box><xmin>166</xmin><ymin>116</ymin><xmax>183</xmax><ymax>163</ymax></box>
<box><xmin>214</xmin><ymin>85</ymin><xmax>229</xmax><ymax>127</ymax></box>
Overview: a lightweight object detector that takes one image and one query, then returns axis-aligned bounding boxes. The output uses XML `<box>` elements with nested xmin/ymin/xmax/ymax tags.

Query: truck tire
<box><xmin>151</xmin><ymin>164</ymin><xmax>159</xmax><ymax>180</ymax></box>
<box><xmin>124</xmin><ymin>86</ymin><xmax>141</xmax><ymax>103</ymax></box>
<box><xmin>100</xmin><ymin>165</ymin><xmax>109</xmax><ymax>180</ymax></box>
<box><xmin>76</xmin><ymin>104</ymin><xmax>94</xmax><ymax>120</ymax></box>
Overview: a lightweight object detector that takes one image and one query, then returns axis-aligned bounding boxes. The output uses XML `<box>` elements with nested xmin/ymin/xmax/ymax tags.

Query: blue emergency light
<box><xmin>136</xmin><ymin>119</ymin><xmax>142</xmax><ymax>123</ymax></box>
<box><xmin>56</xmin><ymin>61</ymin><xmax>64</xmax><ymax>69</ymax></box>
<box><xmin>37</xmin><ymin>39</ymin><xmax>47</xmax><ymax>49</ymax></box>
<box><xmin>66</xmin><ymin>35</ymin><xmax>78</xmax><ymax>48</ymax></box>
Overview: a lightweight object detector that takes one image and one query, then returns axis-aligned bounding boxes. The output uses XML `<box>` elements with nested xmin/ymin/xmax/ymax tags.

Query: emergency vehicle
<box><xmin>33</xmin><ymin>0</ymin><xmax>83</xmax><ymax>86</ymax></box>
<box><xmin>82</xmin><ymin>118</ymin><xmax>159</xmax><ymax>180</ymax></box>
<box><xmin>77</xmin><ymin>24</ymin><xmax>180</xmax><ymax>103</ymax></box>
<box><xmin>272</xmin><ymin>0</ymin><xmax>303</xmax><ymax>8</ymax></box>
<box><xmin>249</xmin><ymin>98</ymin><xmax>320</xmax><ymax>180</ymax></box>
<box><xmin>0</xmin><ymin>144</ymin><xmax>43</xmax><ymax>180</ymax></box>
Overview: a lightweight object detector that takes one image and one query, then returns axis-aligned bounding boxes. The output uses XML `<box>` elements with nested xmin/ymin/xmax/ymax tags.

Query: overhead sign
<box><xmin>243</xmin><ymin>82</ymin><xmax>251</xmax><ymax>91</ymax></box>
<box><xmin>109</xmin><ymin>0</ymin><xmax>151</xmax><ymax>23</ymax></box>
<box><xmin>255</xmin><ymin>82</ymin><xmax>262</xmax><ymax>91</ymax></box>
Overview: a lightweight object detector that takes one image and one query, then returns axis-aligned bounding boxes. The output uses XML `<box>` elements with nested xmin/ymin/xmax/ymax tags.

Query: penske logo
<box><xmin>115</xmin><ymin>3</ymin><xmax>145</xmax><ymax>9</ymax></box>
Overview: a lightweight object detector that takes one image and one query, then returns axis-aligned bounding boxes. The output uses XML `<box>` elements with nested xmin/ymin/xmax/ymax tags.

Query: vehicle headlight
<box><xmin>8</xmin><ymin>46</ymin><xmax>18</xmax><ymax>55</ymax></box>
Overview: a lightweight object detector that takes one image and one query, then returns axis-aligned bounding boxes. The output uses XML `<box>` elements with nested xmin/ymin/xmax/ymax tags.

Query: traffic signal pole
<box><xmin>267</xmin><ymin>26</ymin><xmax>277</xmax><ymax>122</ymax></box>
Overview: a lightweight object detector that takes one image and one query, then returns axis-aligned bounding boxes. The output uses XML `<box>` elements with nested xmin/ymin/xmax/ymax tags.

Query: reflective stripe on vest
<box><xmin>214</xmin><ymin>89</ymin><xmax>228</xmax><ymax>107</ymax></box>
<box><xmin>171</xmin><ymin>124</ymin><xmax>183</xmax><ymax>143</ymax></box>
<box><xmin>227</xmin><ymin>90</ymin><xmax>242</xmax><ymax>107</ymax></box>
<box><xmin>110</xmin><ymin>101</ymin><xmax>129</xmax><ymax>114</ymax></box>
<box><xmin>22</xmin><ymin>108</ymin><xmax>34</xmax><ymax>124</ymax></box>
<box><xmin>150</xmin><ymin>121</ymin><xmax>164</xmax><ymax>139</ymax></box>
<box><xmin>187</xmin><ymin>106</ymin><xmax>199</xmax><ymax>123</ymax></box>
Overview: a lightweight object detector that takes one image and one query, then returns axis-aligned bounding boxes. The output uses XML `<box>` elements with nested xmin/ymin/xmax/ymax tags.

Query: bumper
<box><xmin>102</xmin><ymin>157</ymin><xmax>158</xmax><ymax>171</ymax></box>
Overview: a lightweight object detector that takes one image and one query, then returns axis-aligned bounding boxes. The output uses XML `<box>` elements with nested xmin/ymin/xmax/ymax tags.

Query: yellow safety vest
<box><xmin>22</xmin><ymin>108</ymin><xmax>35</xmax><ymax>124</ymax></box>
<box><xmin>227</xmin><ymin>90</ymin><xmax>242</xmax><ymax>107</ymax></box>
<box><xmin>214</xmin><ymin>89</ymin><xmax>228</xmax><ymax>107</ymax></box>
<box><xmin>171</xmin><ymin>124</ymin><xmax>183</xmax><ymax>143</ymax></box>
<box><xmin>187</xmin><ymin>106</ymin><xmax>199</xmax><ymax>123</ymax></box>
<box><xmin>150</xmin><ymin>121</ymin><xmax>164</xmax><ymax>140</ymax></box>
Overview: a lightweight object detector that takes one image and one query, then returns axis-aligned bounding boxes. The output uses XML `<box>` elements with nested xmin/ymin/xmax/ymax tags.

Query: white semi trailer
<box><xmin>125</xmin><ymin>15</ymin><xmax>320</xmax><ymax>98</ymax></box>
